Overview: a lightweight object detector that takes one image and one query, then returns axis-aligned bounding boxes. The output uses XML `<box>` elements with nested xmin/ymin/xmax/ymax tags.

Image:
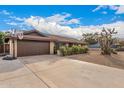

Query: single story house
<box><xmin>4</xmin><ymin>30</ymin><xmax>86</xmax><ymax>57</ymax></box>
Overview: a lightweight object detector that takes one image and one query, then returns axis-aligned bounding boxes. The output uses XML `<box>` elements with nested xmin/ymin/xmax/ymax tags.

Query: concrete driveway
<box><xmin>1</xmin><ymin>55</ymin><xmax>124</xmax><ymax>87</ymax></box>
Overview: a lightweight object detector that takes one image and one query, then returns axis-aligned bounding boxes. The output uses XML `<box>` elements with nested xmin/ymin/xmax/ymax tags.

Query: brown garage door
<box><xmin>17</xmin><ymin>40</ymin><xmax>50</xmax><ymax>57</ymax></box>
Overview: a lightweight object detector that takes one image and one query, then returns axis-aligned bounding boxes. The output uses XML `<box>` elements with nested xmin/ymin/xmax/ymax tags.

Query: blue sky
<box><xmin>0</xmin><ymin>5</ymin><xmax>124</xmax><ymax>38</ymax></box>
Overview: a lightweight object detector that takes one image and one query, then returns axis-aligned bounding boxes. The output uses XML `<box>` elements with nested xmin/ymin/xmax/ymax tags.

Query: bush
<box><xmin>59</xmin><ymin>46</ymin><xmax>68</xmax><ymax>56</ymax></box>
<box><xmin>59</xmin><ymin>45</ymin><xmax>88</xmax><ymax>56</ymax></box>
<box><xmin>0</xmin><ymin>32</ymin><xmax>5</xmax><ymax>45</ymax></box>
<box><xmin>82</xmin><ymin>46</ymin><xmax>89</xmax><ymax>53</ymax></box>
<box><xmin>71</xmin><ymin>45</ymin><xmax>78</xmax><ymax>54</ymax></box>
<box><xmin>66</xmin><ymin>47</ymin><xmax>72</xmax><ymax>55</ymax></box>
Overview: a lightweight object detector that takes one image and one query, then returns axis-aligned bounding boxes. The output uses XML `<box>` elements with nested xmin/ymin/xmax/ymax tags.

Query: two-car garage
<box><xmin>6</xmin><ymin>30</ymin><xmax>85</xmax><ymax>57</ymax></box>
<box><xmin>17</xmin><ymin>40</ymin><xmax>50</xmax><ymax>57</ymax></box>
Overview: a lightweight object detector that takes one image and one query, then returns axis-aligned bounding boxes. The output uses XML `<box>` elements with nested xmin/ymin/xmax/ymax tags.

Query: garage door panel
<box><xmin>17</xmin><ymin>40</ymin><xmax>50</xmax><ymax>57</ymax></box>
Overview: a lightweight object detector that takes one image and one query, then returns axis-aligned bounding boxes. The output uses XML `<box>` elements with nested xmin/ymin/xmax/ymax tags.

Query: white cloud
<box><xmin>45</xmin><ymin>13</ymin><xmax>80</xmax><ymax>25</ymax></box>
<box><xmin>46</xmin><ymin>13</ymin><xmax>70</xmax><ymax>23</ymax></box>
<box><xmin>6</xmin><ymin>22</ymin><xmax>18</xmax><ymax>26</ymax></box>
<box><xmin>9</xmin><ymin>16</ymin><xmax>25</xmax><ymax>21</ymax></box>
<box><xmin>101</xmin><ymin>11</ymin><xmax>107</xmax><ymax>14</ymax></box>
<box><xmin>109</xmin><ymin>6</ymin><xmax>119</xmax><ymax>10</ymax></box>
<box><xmin>92</xmin><ymin>5</ymin><xmax>118</xmax><ymax>13</ymax></box>
<box><xmin>25</xmin><ymin>16</ymin><xmax>82</xmax><ymax>39</ymax></box>
<box><xmin>92</xmin><ymin>5</ymin><xmax>107</xmax><ymax>12</ymax></box>
<box><xmin>25</xmin><ymin>15</ymin><xmax>124</xmax><ymax>39</ymax></box>
<box><xmin>0</xmin><ymin>10</ymin><xmax>11</xmax><ymax>15</ymax></box>
<box><xmin>93</xmin><ymin>5</ymin><xmax>124</xmax><ymax>15</ymax></box>
<box><xmin>67</xmin><ymin>19</ymin><xmax>80</xmax><ymax>24</ymax></box>
<box><xmin>116</xmin><ymin>5</ymin><xmax>124</xmax><ymax>14</ymax></box>
<box><xmin>74</xmin><ymin>21</ymin><xmax>124</xmax><ymax>38</ymax></box>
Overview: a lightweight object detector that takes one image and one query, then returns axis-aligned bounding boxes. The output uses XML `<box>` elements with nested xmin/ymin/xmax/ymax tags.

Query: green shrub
<box><xmin>72</xmin><ymin>45</ymin><xmax>79</xmax><ymax>54</ymax></box>
<box><xmin>66</xmin><ymin>47</ymin><xmax>72</xmax><ymax>55</ymax></box>
<box><xmin>77</xmin><ymin>46</ymin><xmax>81</xmax><ymax>54</ymax></box>
<box><xmin>59</xmin><ymin>45</ymin><xmax>88</xmax><ymax>56</ymax></box>
<box><xmin>59</xmin><ymin>46</ymin><xmax>67</xmax><ymax>56</ymax></box>
<box><xmin>80</xmin><ymin>47</ymin><xmax>84</xmax><ymax>53</ymax></box>
<box><xmin>82</xmin><ymin>46</ymin><xmax>89</xmax><ymax>53</ymax></box>
<box><xmin>0</xmin><ymin>32</ymin><xmax>5</xmax><ymax>45</ymax></box>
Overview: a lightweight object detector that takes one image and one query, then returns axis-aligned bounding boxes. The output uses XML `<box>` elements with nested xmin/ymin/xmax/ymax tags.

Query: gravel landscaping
<box><xmin>67</xmin><ymin>51</ymin><xmax>124</xmax><ymax>70</ymax></box>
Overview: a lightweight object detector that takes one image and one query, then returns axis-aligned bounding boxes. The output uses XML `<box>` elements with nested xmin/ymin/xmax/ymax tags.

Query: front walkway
<box><xmin>0</xmin><ymin>55</ymin><xmax>124</xmax><ymax>87</ymax></box>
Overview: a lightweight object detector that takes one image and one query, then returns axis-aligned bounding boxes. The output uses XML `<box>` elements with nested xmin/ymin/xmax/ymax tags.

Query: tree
<box><xmin>0</xmin><ymin>32</ymin><xmax>5</xmax><ymax>45</ymax></box>
<box><xmin>98</xmin><ymin>27</ymin><xmax>117</xmax><ymax>55</ymax></box>
<box><xmin>82</xmin><ymin>32</ymin><xmax>98</xmax><ymax>45</ymax></box>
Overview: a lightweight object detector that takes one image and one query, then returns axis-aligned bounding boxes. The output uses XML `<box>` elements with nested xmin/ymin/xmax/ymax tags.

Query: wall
<box><xmin>50</xmin><ymin>42</ymin><xmax>55</xmax><ymax>54</ymax></box>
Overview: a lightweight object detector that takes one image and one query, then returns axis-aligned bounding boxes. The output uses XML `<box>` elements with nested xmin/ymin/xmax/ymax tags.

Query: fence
<box><xmin>0</xmin><ymin>44</ymin><xmax>9</xmax><ymax>53</ymax></box>
<box><xmin>0</xmin><ymin>45</ymin><xmax>3</xmax><ymax>53</ymax></box>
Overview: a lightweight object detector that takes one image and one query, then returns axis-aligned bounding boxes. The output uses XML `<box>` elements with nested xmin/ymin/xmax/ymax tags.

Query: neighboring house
<box><xmin>4</xmin><ymin>30</ymin><xmax>85</xmax><ymax>57</ymax></box>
